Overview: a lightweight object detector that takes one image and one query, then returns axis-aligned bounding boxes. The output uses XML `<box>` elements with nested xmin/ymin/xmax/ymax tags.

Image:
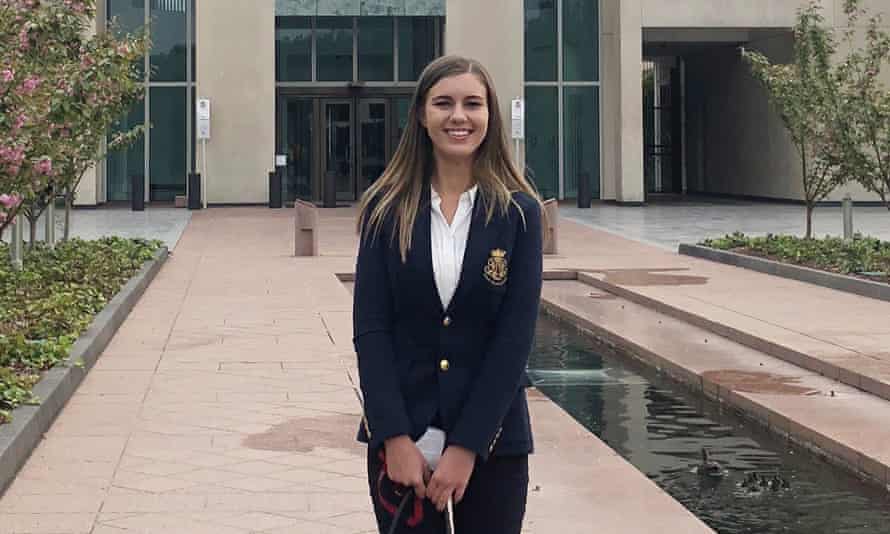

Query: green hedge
<box><xmin>0</xmin><ymin>237</ymin><xmax>161</xmax><ymax>423</ymax></box>
<box><xmin>699</xmin><ymin>233</ymin><xmax>890</xmax><ymax>281</ymax></box>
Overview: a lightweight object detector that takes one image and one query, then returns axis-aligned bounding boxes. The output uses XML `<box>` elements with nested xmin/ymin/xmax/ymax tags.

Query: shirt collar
<box><xmin>431</xmin><ymin>184</ymin><xmax>478</xmax><ymax>211</ymax></box>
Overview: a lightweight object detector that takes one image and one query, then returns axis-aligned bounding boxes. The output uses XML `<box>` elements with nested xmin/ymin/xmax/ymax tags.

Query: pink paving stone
<box><xmin>0</xmin><ymin>207</ymin><xmax>714</xmax><ymax>533</ymax></box>
<box><xmin>553</xmin><ymin>220</ymin><xmax>890</xmax><ymax>394</ymax></box>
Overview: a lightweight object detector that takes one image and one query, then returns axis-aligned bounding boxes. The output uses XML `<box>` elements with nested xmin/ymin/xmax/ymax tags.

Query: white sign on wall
<box><xmin>196</xmin><ymin>98</ymin><xmax>211</xmax><ymax>140</ymax></box>
<box><xmin>511</xmin><ymin>98</ymin><xmax>525</xmax><ymax>140</ymax></box>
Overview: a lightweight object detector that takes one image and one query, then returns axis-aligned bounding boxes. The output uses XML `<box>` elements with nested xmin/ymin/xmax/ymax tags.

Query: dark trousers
<box><xmin>367</xmin><ymin>447</ymin><xmax>529</xmax><ymax>534</ymax></box>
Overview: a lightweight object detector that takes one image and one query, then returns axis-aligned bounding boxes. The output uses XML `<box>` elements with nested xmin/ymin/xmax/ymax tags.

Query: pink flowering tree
<box><xmin>0</xmin><ymin>0</ymin><xmax>147</xmax><ymax>241</ymax></box>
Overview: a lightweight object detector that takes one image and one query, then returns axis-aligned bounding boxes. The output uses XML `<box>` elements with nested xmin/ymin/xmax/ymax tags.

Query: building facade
<box><xmin>74</xmin><ymin>0</ymin><xmax>889</xmax><ymax>208</ymax></box>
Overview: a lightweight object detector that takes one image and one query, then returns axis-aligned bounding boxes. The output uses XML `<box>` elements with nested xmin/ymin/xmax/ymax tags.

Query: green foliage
<box><xmin>701</xmin><ymin>232</ymin><xmax>890</xmax><ymax>279</ymax></box>
<box><xmin>0</xmin><ymin>367</ymin><xmax>39</xmax><ymax>424</ymax></box>
<box><xmin>0</xmin><ymin>237</ymin><xmax>160</xmax><ymax>423</ymax></box>
<box><xmin>0</xmin><ymin>0</ymin><xmax>149</xmax><ymax>233</ymax></box>
<box><xmin>741</xmin><ymin>1</ymin><xmax>848</xmax><ymax>238</ymax></box>
<box><xmin>834</xmin><ymin>0</ymin><xmax>890</xmax><ymax>210</ymax></box>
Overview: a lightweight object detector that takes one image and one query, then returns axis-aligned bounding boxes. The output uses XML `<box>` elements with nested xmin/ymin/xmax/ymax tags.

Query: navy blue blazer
<box><xmin>352</xmin><ymin>188</ymin><xmax>542</xmax><ymax>461</ymax></box>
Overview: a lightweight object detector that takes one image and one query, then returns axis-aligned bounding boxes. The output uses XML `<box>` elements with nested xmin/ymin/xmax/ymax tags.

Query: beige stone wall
<box><xmin>641</xmin><ymin>0</ymin><xmax>801</xmax><ymax>28</ymax></box>
<box><xmin>602</xmin><ymin>0</ymin><xmax>644</xmax><ymax>203</ymax></box>
<box><xmin>74</xmin><ymin>5</ymin><xmax>106</xmax><ymax>206</ymax></box>
<box><xmin>678</xmin><ymin>1</ymin><xmax>890</xmax><ymax>202</ymax></box>
<box><xmin>444</xmin><ymin>0</ymin><xmax>524</xmax><ymax>167</ymax></box>
<box><xmin>601</xmin><ymin>0</ymin><xmax>890</xmax><ymax>202</ymax></box>
<box><xmin>685</xmin><ymin>36</ymin><xmax>801</xmax><ymax>200</ymax></box>
<box><xmin>196</xmin><ymin>0</ymin><xmax>275</xmax><ymax>205</ymax></box>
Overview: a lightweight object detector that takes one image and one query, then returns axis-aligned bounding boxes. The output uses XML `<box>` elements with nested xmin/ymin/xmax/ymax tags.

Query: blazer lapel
<box><xmin>410</xmin><ymin>189</ymin><xmax>446</xmax><ymax>317</ymax></box>
<box><xmin>446</xmin><ymin>192</ymin><xmax>500</xmax><ymax>314</ymax></box>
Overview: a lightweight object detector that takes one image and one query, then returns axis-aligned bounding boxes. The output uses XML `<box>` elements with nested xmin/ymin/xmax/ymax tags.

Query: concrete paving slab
<box><xmin>562</xmin><ymin>200</ymin><xmax>890</xmax><ymax>251</ymax></box>
<box><xmin>547</xmin><ymin>218</ymin><xmax>890</xmax><ymax>406</ymax></box>
<box><xmin>0</xmin><ymin>207</ymin><xmax>712</xmax><ymax>533</ymax></box>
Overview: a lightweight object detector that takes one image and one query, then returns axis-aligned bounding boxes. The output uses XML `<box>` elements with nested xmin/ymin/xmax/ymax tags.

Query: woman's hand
<box><xmin>427</xmin><ymin>445</ymin><xmax>476</xmax><ymax>511</ymax></box>
<box><xmin>384</xmin><ymin>436</ymin><xmax>430</xmax><ymax>499</ymax></box>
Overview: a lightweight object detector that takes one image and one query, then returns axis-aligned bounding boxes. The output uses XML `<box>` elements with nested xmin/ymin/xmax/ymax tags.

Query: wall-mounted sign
<box><xmin>196</xmin><ymin>98</ymin><xmax>211</xmax><ymax>140</ymax></box>
<box><xmin>511</xmin><ymin>98</ymin><xmax>524</xmax><ymax>140</ymax></box>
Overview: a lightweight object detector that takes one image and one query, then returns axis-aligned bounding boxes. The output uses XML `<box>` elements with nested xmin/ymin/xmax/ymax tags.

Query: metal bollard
<box><xmin>11</xmin><ymin>212</ymin><xmax>24</xmax><ymax>271</ymax></box>
<box><xmin>842</xmin><ymin>194</ymin><xmax>853</xmax><ymax>240</ymax></box>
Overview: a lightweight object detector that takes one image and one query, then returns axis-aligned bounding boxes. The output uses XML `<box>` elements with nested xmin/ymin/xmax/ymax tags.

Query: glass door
<box><xmin>323</xmin><ymin>100</ymin><xmax>355</xmax><ymax>202</ymax></box>
<box><xmin>358</xmin><ymin>99</ymin><xmax>388</xmax><ymax>192</ymax></box>
<box><xmin>281</xmin><ymin>97</ymin><xmax>314</xmax><ymax>201</ymax></box>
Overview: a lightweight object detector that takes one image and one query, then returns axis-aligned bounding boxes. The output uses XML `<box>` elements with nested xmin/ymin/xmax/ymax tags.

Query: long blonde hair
<box><xmin>357</xmin><ymin>55</ymin><xmax>542</xmax><ymax>261</ymax></box>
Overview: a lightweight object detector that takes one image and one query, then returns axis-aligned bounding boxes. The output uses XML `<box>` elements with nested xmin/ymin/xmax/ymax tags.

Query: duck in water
<box><xmin>741</xmin><ymin>471</ymin><xmax>791</xmax><ymax>493</ymax></box>
<box><xmin>698</xmin><ymin>447</ymin><xmax>725</xmax><ymax>478</ymax></box>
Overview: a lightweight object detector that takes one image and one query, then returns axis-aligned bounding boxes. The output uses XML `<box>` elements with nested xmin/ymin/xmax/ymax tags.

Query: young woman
<box><xmin>353</xmin><ymin>55</ymin><xmax>543</xmax><ymax>534</ymax></box>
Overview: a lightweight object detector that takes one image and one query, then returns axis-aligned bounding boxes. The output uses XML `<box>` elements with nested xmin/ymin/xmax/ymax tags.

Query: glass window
<box><xmin>317</xmin><ymin>17</ymin><xmax>354</xmax><ymax>82</ymax></box>
<box><xmin>149</xmin><ymin>0</ymin><xmax>188</xmax><ymax>82</ymax></box>
<box><xmin>358</xmin><ymin>17</ymin><xmax>394</xmax><ymax>81</ymax></box>
<box><xmin>106</xmin><ymin>102</ymin><xmax>145</xmax><ymax>202</ymax></box>
<box><xmin>398</xmin><ymin>17</ymin><xmax>436</xmax><ymax>81</ymax></box>
<box><xmin>394</xmin><ymin>96</ymin><xmax>411</xmax><ymax>146</ymax></box>
<box><xmin>525</xmin><ymin>0</ymin><xmax>557</xmax><ymax>82</ymax></box>
<box><xmin>191</xmin><ymin>0</ymin><xmax>196</xmax><ymax>80</ymax></box>
<box><xmin>563</xmin><ymin>86</ymin><xmax>599</xmax><ymax>199</ymax></box>
<box><xmin>563</xmin><ymin>0</ymin><xmax>598</xmax><ymax>81</ymax></box>
<box><xmin>276</xmin><ymin>16</ymin><xmax>313</xmax><ymax>81</ymax></box>
<box><xmin>149</xmin><ymin>87</ymin><xmax>187</xmax><ymax>201</ymax></box>
<box><xmin>190</xmin><ymin>86</ymin><xmax>196</xmax><ymax>172</ymax></box>
<box><xmin>107</xmin><ymin>0</ymin><xmax>146</xmax><ymax>79</ymax></box>
<box><xmin>107</xmin><ymin>0</ymin><xmax>144</xmax><ymax>34</ymax></box>
<box><xmin>525</xmin><ymin>87</ymin><xmax>559</xmax><ymax>200</ymax></box>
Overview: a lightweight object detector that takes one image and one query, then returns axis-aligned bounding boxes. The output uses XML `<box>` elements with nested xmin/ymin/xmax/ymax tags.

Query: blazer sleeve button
<box><xmin>439</xmin><ymin>359</ymin><xmax>450</xmax><ymax>372</ymax></box>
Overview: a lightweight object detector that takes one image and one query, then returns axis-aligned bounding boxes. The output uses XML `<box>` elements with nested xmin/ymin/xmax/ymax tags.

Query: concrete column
<box><xmin>74</xmin><ymin>165</ymin><xmax>100</xmax><ymax>206</ymax></box>
<box><xmin>444</xmin><ymin>0</ymin><xmax>524</xmax><ymax>168</ymax></box>
<box><xmin>73</xmin><ymin>7</ymin><xmax>105</xmax><ymax>207</ymax></box>
<box><xmin>602</xmin><ymin>0</ymin><xmax>644</xmax><ymax>204</ymax></box>
<box><xmin>196</xmin><ymin>0</ymin><xmax>275</xmax><ymax>204</ymax></box>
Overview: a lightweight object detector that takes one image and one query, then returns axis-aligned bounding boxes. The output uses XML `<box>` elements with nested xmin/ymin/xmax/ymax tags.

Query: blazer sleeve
<box><xmin>447</xmin><ymin>195</ymin><xmax>543</xmax><ymax>460</ymax></box>
<box><xmin>353</xmin><ymin>217</ymin><xmax>413</xmax><ymax>450</ymax></box>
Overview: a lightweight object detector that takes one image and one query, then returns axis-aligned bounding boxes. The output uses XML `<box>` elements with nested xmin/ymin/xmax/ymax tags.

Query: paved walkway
<box><xmin>1</xmin><ymin>207</ymin><xmax>191</xmax><ymax>251</ymax></box>
<box><xmin>0</xmin><ymin>207</ymin><xmax>711</xmax><ymax>534</ymax></box>
<box><xmin>545</xmin><ymin>217</ymin><xmax>890</xmax><ymax>403</ymax></box>
<box><xmin>562</xmin><ymin>199</ymin><xmax>890</xmax><ymax>250</ymax></box>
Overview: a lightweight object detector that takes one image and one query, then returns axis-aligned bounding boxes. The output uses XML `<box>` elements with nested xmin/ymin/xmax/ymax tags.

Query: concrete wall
<box><xmin>74</xmin><ymin>4</ymin><xmax>106</xmax><ymax>206</ymax></box>
<box><xmin>641</xmin><ymin>0</ymin><xmax>801</xmax><ymax>28</ymax></box>
<box><xmin>679</xmin><ymin>2</ymin><xmax>890</xmax><ymax>203</ymax></box>
<box><xmin>684</xmin><ymin>34</ymin><xmax>803</xmax><ymax>200</ymax></box>
<box><xmin>196</xmin><ymin>0</ymin><xmax>275</xmax><ymax>205</ymax></box>
<box><xmin>602</xmin><ymin>0</ymin><xmax>645</xmax><ymax>203</ymax></box>
<box><xmin>444</xmin><ymin>0</ymin><xmax>523</xmax><ymax>166</ymax></box>
<box><xmin>625</xmin><ymin>0</ymin><xmax>890</xmax><ymax>203</ymax></box>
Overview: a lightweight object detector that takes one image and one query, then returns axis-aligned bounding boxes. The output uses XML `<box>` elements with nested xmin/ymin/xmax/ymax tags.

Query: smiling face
<box><xmin>421</xmin><ymin>72</ymin><xmax>490</xmax><ymax>163</ymax></box>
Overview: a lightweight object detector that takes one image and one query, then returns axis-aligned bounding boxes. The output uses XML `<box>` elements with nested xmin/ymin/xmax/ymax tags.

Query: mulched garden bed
<box><xmin>0</xmin><ymin>237</ymin><xmax>162</xmax><ymax>424</ymax></box>
<box><xmin>698</xmin><ymin>233</ymin><xmax>890</xmax><ymax>285</ymax></box>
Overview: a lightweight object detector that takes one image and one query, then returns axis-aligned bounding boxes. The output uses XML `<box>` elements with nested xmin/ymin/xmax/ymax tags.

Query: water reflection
<box><xmin>529</xmin><ymin>315</ymin><xmax>890</xmax><ymax>534</ymax></box>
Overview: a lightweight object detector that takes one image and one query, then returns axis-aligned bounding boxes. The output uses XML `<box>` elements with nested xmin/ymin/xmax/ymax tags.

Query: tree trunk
<box><xmin>64</xmin><ymin>190</ymin><xmax>72</xmax><ymax>241</ymax></box>
<box><xmin>28</xmin><ymin>215</ymin><xmax>37</xmax><ymax>251</ymax></box>
<box><xmin>805</xmin><ymin>203</ymin><xmax>815</xmax><ymax>239</ymax></box>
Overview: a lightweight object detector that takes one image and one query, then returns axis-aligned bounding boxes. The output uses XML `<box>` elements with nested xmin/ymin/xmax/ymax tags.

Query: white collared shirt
<box><xmin>430</xmin><ymin>185</ymin><xmax>478</xmax><ymax>311</ymax></box>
